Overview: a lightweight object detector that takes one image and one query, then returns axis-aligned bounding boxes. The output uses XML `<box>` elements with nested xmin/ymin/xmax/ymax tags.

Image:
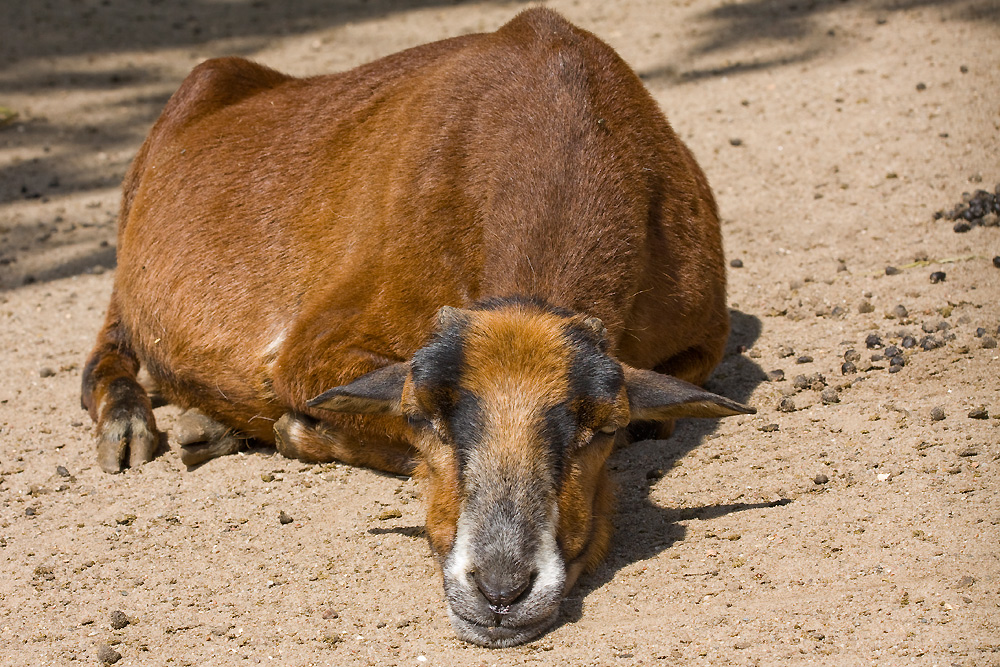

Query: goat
<box><xmin>82</xmin><ymin>8</ymin><xmax>753</xmax><ymax>647</ymax></box>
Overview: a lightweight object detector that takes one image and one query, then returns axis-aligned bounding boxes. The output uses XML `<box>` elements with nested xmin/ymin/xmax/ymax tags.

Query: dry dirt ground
<box><xmin>2</xmin><ymin>1</ymin><xmax>999</xmax><ymax>665</ymax></box>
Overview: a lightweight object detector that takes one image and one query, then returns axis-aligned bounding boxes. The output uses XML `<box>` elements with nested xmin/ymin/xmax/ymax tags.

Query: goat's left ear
<box><xmin>623</xmin><ymin>365</ymin><xmax>756</xmax><ymax>421</ymax></box>
<box><xmin>307</xmin><ymin>363</ymin><xmax>409</xmax><ymax>415</ymax></box>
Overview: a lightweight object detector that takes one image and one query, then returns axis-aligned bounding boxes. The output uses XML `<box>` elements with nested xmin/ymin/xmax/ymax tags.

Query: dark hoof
<box><xmin>97</xmin><ymin>411</ymin><xmax>159</xmax><ymax>473</ymax></box>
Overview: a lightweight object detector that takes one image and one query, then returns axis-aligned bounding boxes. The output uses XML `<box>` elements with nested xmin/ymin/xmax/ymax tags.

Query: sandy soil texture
<box><xmin>1</xmin><ymin>1</ymin><xmax>999</xmax><ymax>665</ymax></box>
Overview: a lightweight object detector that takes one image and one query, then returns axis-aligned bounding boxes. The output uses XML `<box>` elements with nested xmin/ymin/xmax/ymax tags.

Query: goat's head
<box><xmin>308</xmin><ymin>298</ymin><xmax>752</xmax><ymax>647</ymax></box>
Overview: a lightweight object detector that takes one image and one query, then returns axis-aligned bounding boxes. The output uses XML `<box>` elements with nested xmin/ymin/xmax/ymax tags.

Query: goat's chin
<box><xmin>447</xmin><ymin>605</ymin><xmax>560</xmax><ymax>648</ymax></box>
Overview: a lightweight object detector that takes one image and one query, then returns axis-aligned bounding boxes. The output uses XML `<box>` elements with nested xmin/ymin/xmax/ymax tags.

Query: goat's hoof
<box><xmin>96</xmin><ymin>410</ymin><xmax>159</xmax><ymax>473</ymax></box>
<box><xmin>174</xmin><ymin>410</ymin><xmax>242</xmax><ymax>466</ymax></box>
<box><xmin>273</xmin><ymin>413</ymin><xmax>300</xmax><ymax>459</ymax></box>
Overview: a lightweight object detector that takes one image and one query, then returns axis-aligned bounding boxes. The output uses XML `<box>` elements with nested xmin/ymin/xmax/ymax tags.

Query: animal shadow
<box><xmin>557</xmin><ymin>308</ymin><xmax>782</xmax><ymax>628</ymax></box>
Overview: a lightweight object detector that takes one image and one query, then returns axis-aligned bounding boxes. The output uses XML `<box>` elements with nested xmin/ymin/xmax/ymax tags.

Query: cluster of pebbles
<box><xmin>766</xmin><ymin>311</ymin><xmax>998</xmax><ymax>415</ymax></box>
<box><xmin>934</xmin><ymin>184</ymin><xmax>1000</xmax><ymax>233</ymax></box>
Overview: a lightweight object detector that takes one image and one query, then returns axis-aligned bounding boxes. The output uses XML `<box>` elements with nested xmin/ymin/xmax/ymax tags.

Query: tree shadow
<box><xmin>640</xmin><ymin>0</ymin><xmax>998</xmax><ymax>84</ymax></box>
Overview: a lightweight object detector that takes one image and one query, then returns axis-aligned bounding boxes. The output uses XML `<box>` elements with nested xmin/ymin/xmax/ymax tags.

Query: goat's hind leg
<box><xmin>81</xmin><ymin>297</ymin><xmax>161</xmax><ymax>473</ymax></box>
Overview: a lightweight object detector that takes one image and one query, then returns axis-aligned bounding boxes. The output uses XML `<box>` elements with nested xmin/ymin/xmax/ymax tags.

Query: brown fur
<box><xmin>82</xmin><ymin>7</ymin><xmax>736</xmax><ymax>644</ymax></box>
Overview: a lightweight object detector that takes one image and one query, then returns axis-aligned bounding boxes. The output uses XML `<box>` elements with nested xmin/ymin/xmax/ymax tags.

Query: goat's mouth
<box><xmin>447</xmin><ymin>604</ymin><xmax>560</xmax><ymax>648</ymax></box>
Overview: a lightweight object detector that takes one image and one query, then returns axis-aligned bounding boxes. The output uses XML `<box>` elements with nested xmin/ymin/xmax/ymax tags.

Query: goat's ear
<box><xmin>307</xmin><ymin>363</ymin><xmax>409</xmax><ymax>415</ymax></box>
<box><xmin>623</xmin><ymin>365</ymin><xmax>755</xmax><ymax>421</ymax></box>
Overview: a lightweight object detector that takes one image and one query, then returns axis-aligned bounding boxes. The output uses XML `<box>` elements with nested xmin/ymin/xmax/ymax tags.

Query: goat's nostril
<box><xmin>472</xmin><ymin>569</ymin><xmax>535</xmax><ymax>613</ymax></box>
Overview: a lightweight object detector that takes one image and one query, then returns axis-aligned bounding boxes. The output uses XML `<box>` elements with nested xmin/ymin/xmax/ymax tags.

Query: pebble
<box><xmin>56</xmin><ymin>465</ymin><xmax>70</xmax><ymax>478</ymax></box>
<box><xmin>929</xmin><ymin>271</ymin><xmax>946</xmax><ymax>283</ymax></box>
<box><xmin>645</xmin><ymin>468</ymin><xmax>665</xmax><ymax>480</ymax></box>
<box><xmin>730</xmin><ymin>258</ymin><xmax>743</xmax><ymax>268</ymax></box>
<box><xmin>968</xmin><ymin>407</ymin><xmax>989</xmax><ymax>420</ymax></box>
<box><xmin>844</xmin><ymin>348</ymin><xmax>861</xmax><ymax>363</ymax></box>
<box><xmin>884</xmin><ymin>345</ymin><xmax>900</xmax><ymax>358</ymax></box>
<box><xmin>841</xmin><ymin>361</ymin><xmax>857</xmax><ymax>375</ymax></box>
<box><xmin>278</xmin><ymin>511</ymin><xmax>294</xmax><ymax>525</ymax></box>
<box><xmin>793</xmin><ymin>374</ymin><xmax>810</xmax><ymax>390</ymax></box>
<box><xmin>975</xmin><ymin>327</ymin><xmax>986</xmax><ymax>337</ymax></box>
<box><xmin>889</xmin><ymin>355</ymin><xmax>905</xmax><ymax>368</ymax></box>
<box><xmin>890</xmin><ymin>304</ymin><xmax>908</xmax><ymax>319</ymax></box>
<box><xmin>377</xmin><ymin>508</ymin><xmax>402</xmax><ymax>520</ymax></box>
<box><xmin>778</xmin><ymin>397</ymin><xmax>796</xmax><ymax>413</ymax></box>
<box><xmin>39</xmin><ymin>367</ymin><xmax>56</xmax><ymax>378</ymax></box>
<box><xmin>957</xmin><ymin>446</ymin><xmax>979</xmax><ymax>457</ymax></box>
<box><xmin>796</xmin><ymin>355</ymin><xmax>813</xmax><ymax>364</ymax></box>
<box><xmin>766</xmin><ymin>369</ymin><xmax>785</xmax><ymax>382</ymax></box>
<box><xmin>778</xmin><ymin>346</ymin><xmax>795</xmax><ymax>358</ymax></box>
<box><xmin>956</xmin><ymin>575</ymin><xmax>975</xmax><ymax>588</ymax></box>
<box><xmin>982</xmin><ymin>335</ymin><xmax>997</xmax><ymax>349</ymax></box>
<box><xmin>919</xmin><ymin>336</ymin><xmax>941</xmax><ymax>351</ymax></box>
<box><xmin>865</xmin><ymin>333</ymin><xmax>883</xmax><ymax>349</ymax></box>
<box><xmin>921</xmin><ymin>322</ymin><xmax>936</xmax><ymax>333</ymax></box>
<box><xmin>758</xmin><ymin>423</ymin><xmax>779</xmax><ymax>432</ymax></box>
<box><xmin>729</xmin><ymin>137</ymin><xmax>743</xmax><ymax>146</ymax></box>
<box><xmin>858</xmin><ymin>300</ymin><xmax>875</xmax><ymax>314</ymax></box>
<box><xmin>885</xmin><ymin>266</ymin><xmax>901</xmax><ymax>275</ymax></box>
<box><xmin>820</xmin><ymin>388</ymin><xmax>840</xmax><ymax>404</ymax></box>
<box><xmin>97</xmin><ymin>644</ymin><xmax>121</xmax><ymax>664</ymax></box>
<box><xmin>994</xmin><ymin>256</ymin><xmax>1000</xmax><ymax>268</ymax></box>
<box><xmin>813</xmin><ymin>473</ymin><xmax>829</xmax><ymax>485</ymax></box>
<box><xmin>901</xmin><ymin>335</ymin><xmax>917</xmax><ymax>348</ymax></box>
<box><xmin>930</xmin><ymin>406</ymin><xmax>945</xmax><ymax>421</ymax></box>
<box><xmin>109</xmin><ymin>610</ymin><xmax>130</xmax><ymax>630</ymax></box>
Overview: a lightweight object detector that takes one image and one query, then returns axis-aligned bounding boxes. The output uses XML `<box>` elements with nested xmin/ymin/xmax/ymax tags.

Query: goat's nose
<box><xmin>471</xmin><ymin>569</ymin><xmax>534</xmax><ymax>613</ymax></box>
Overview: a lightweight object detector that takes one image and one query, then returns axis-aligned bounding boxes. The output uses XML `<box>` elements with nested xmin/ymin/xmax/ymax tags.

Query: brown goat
<box><xmin>82</xmin><ymin>8</ymin><xmax>753</xmax><ymax>647</ymax></box>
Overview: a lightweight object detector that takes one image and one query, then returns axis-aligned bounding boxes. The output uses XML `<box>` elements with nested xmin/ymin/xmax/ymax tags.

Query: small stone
<box><xmin>56</xmin><ymin>465</ymin><xmax>70</xmax><ymax>478</ymax></box>
<box><xmin>891</xmin><ymin>304</ymin><xmax>908</xmax><ymax>319</ymax></box>
<box><xmin>377</xmin><ymin>508</ymin><xmax>402</xmax><ymax>520</ymax></box>
<box><xmin>260</xmin><ymin>472</ymin><xmax>274</xmax><ymax>483</ymax></box>
<box><xmin>778</xmin><ymin>345</ymin><xmax>795</xmax><ymax>358</ymax></box>
<box><xmin>758</xmin><ymin>423</ymin><xmax>779</xmax><ymax>432</ymax></box>
<box><xmin>321</xmin><ymin>607</ymin><xmax>340</xmax><ymax>620</ymax></box>
<box><xmin>39</xmin><ymin>367</ymin><xmax>56</xmax><ymax>378</ymax></box>
<box><xmin>957</xmin><ymin>446</ymin><xmax>979</xmax><ymax>457</ymax></box>
<box><xmin>888</xmin><ymin>364</ymin><xmax>902</xmax><ymax>373</ymax></box>
<box><xmin>889</xmin><ymin>355</ymin><xmax>905</xmax><ymax>368</ymax></box>
<box><xmin>844</xmin><ymin>348</ymin><xmax>861</xmax><ymax>363</ymax></box>
<box><xmin>729</xmin><ymin>137</ymin><xmax>743</xmax><ymax>146</ymax></box>
<box><xmin>97</xmin><ymin>644</ymin><xmax>121</xmax><ymax>664</ymax></box>
<box><xmin>25</xmin><ymin>507</ymin><xmax>36</xmax><ymax>517</ymax></box>
<box><xmin>975</xmin><ymin>327</ymin><xmax>986</xmax><ymax>337</ymax></box>
<box><xmin>954</xmin><ymin>221</ymin><xmax>971</xmax><ymax>233</ymax></box>
<box><xmin>919</xmin><ymin>336</ymin><xmax>941</xmax><ymax>351</ymax></box>
<box><xmin>841</xmin><ymin>361</ymin><xmax>857</xmax><ymax>375</ymax></box>
<box><xmin>645</xmin><ymin>468</ymin><xmax>665</xmax><ymax>480</ymax></box>
<box><xmin>858</xmin><ymin>300</ymin><xmax>875</xmax><ymax>314</ymax></box>
<box><xmin>930</xmin><ymin>406</ymin><xmax>946</xmax><ymax>421</ymax></box>
<box><xmin>813</xmin><ymin>473</ymin><xmax>829</xmax><ymax>485</ymax></box>
<box><xmin>885</xmin><ymin>266</ymin><xmax>901</xmax><ymax>276</ymax></box>
<box><xmin>884</xmin><ymin>345</ymin><xmax>900</xmax><ymax>358</ymax></box>
<box><xmin>921</xmin><ymin>322</ymin><xmax>936</xmax><ymax>333</ymax></box>
<box><xmin>981</xmin><ymin>335</ymin><xmax>997</xmax><ymax>349</ymax></box>
<box><xmin>778</xmin><ymin>397</ymin><xmax>796</xmax><ymax>413</ymax></box>
<box><xmin>916</xmin><ymin>82</ymin><xmax>926</xmax><ymax>91</ymax></box>
<box><xmin>993</xmin><ymin>256</ymin><xmax>1000</xmax><ymax>268</ymax></box>
<box><xmin>796</xmin><ymin>355</ymin><xmax>813</xmax><ymax>364</ymax></box>
<box><xmin>929</xmin><ymin>271</ymin><xmax>946</xmax><ymax>284</ymax></box>
<box><xmin>956</xmin><ymin>575</ymin><xmax>975</xmax><ymax>588</ymax></box>
<box><xmin>278</xmin><ymin>511</ymin><xmax>294</xmax><ymax>525</ymax></box>
<box><xmin>766</xmin><ymin>369</ymin><xmax>785</xmax><ymax>382</ymax></box>
<box><xmin>820</xmin><ymin>388</ymin><xmax>840</xmax><ymax>404</ymax></box>
<box><xmin>792</xmin><ymin>374</ymin><xmax>810</xmax><ymax>390</ymax></box>
<box><xmin>729</xmin><ymin>258</ymin><xmax>743</xmax><ymax>268</ymax></box>
<box><xmin>900</xmin><ymin>335</ymin><xmax>917</xmax><ymax>349</ymax></box>
<box><xmin>109</xmin><ymin>610</ymin><xmax>130</xmax><ymax>630</ymax></box>
<box><xmin>968</xmin><ymin>406</ymin><xmax>989</xmax><ymax>420</ymax></box>
<box><xmin>865</xmin><ymin>333</ymin><xmax>883</xmax><ymax>349</ymax></box>
<box><xmin>936</xmin><ymin>321</ymin><xmax>950</xmax><ymax>331</ymax></box>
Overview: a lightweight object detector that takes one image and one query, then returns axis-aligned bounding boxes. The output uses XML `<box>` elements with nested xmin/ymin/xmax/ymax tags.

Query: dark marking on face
<box><xmin>562</xmin><ymin>322</ymin><xmax>624</xmax><ymax>431</ymax></box>
<box><xmin>541</xmin><ymin>402</ymin><xmax>576</xmax><ymax>483</ymax></box>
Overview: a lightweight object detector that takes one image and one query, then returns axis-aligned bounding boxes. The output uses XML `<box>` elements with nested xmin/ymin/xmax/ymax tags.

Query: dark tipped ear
<box><xmin>623</xmin><ymin>365</ymin><xmax>756</xmax><ymax>421</ymax></box>
<box><xmin>307</xmin><ymin>363</ymin><xmax>409</xmax><ymax>415</ymax></box>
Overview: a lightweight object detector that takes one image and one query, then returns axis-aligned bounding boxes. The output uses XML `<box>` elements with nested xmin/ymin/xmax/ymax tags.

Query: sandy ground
<box><xmin>2</xmin><ymin>0</ymin><xmax>999</xmax><ymax>665</ymax></box>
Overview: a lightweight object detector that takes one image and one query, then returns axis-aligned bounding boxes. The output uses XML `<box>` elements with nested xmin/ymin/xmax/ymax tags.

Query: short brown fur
<box><xmin>82</xmin><ymin>7</ymin><xmax>734</xmax><ymax>645</ymax></box>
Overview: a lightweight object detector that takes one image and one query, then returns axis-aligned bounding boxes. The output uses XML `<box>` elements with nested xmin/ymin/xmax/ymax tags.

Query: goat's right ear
<box><xmin>307</xmin><ymin>363</ymin><xmax>409</xmax><ymax>415</ymax></box>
